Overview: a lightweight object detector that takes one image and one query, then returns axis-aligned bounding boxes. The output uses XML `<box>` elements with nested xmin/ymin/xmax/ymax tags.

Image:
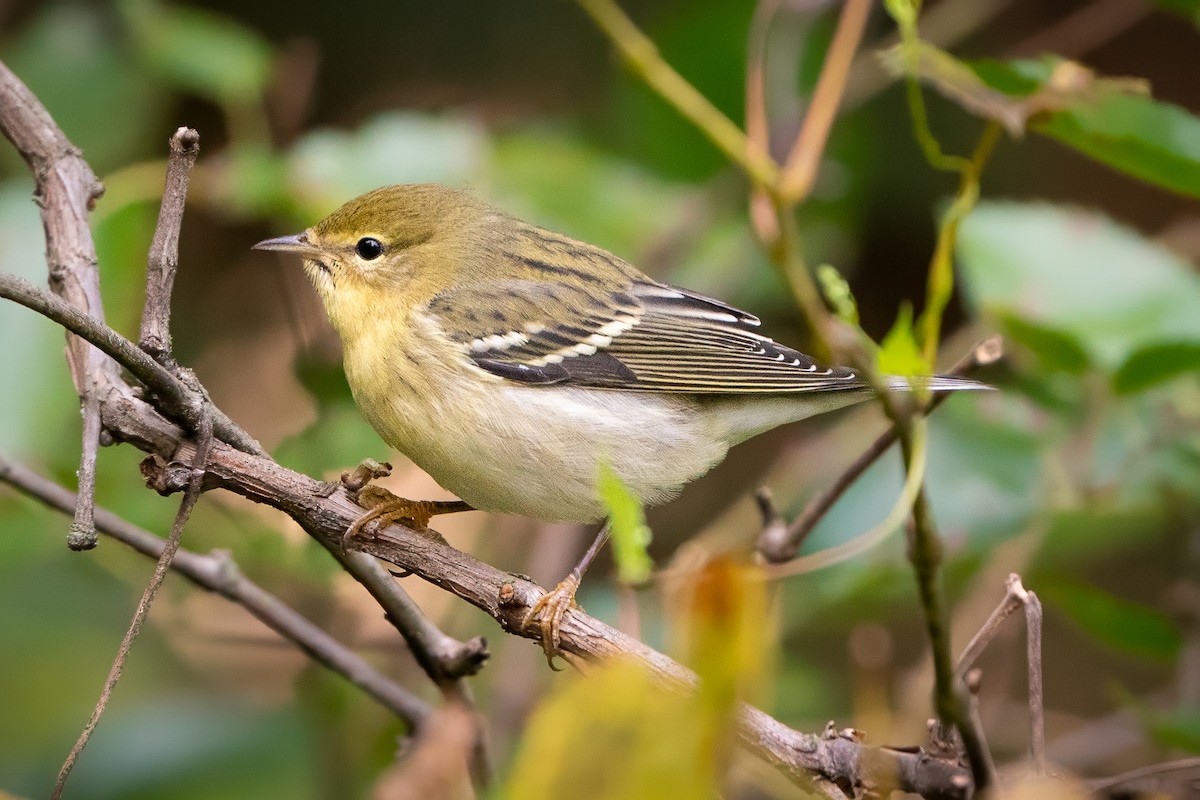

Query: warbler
<box><xmin>255</xmin><ymin>183</ymin><xmax>984</xmax><ymax>657</ymax></box>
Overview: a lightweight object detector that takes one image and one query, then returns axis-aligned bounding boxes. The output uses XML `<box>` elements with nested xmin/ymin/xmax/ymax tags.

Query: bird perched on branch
<box><xmin>255</xmin><ymin>184</ymin><xmax>985</xmax><ymax>660</ymax></box>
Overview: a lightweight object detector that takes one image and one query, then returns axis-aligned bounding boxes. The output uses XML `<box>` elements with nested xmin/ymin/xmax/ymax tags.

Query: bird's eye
<box><xmin>355</xmin><ymin>237</ymin><xmax>383</xmax><ymax>260</ymax></box>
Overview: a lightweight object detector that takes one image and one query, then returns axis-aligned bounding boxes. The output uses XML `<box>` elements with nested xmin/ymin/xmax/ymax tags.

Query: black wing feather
<box><xmin>427</xmin><ymin>272</ymin><xmax>866</xmax><ymax>394</ymax></box>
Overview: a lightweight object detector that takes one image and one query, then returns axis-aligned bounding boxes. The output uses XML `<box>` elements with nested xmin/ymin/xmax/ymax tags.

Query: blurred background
<box><xmin>1</xmin><ymin>0</ymin><xmax>1199</xmax><ymax>797</ymax></box>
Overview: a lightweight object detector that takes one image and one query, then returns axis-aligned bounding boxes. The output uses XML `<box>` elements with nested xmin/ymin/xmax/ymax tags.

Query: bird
<box><xmin>255</xmin><ymin>183</ymin><xmax>986</xmax><ymax>660</ymax></box>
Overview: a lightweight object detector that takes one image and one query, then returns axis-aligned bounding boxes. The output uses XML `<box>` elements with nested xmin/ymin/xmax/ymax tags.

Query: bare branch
<box><xmin>341</xmin><ymin>551</ymin><xmax>490</xmax><ymax>683</ymax></box>
<box><xmin>67</xmin><ymin>374</ymin><xmax>102</xmax><ymax>550</ymax></box>
<box><xmin>1087</xmin><ymin>756</ymin><xmax>1200</xmax><ymax>795</ymax></box>
<box><xmin>332</xmin><ymin>550</ymin><xmax>492</xmax><ymax>790</ymax></box>
<box><xmin>0</xmin><ymin>58</ymin><xmax>115</xmax><ymax>555</ymax></box>
<box><xmin>744</xmin><ymin>0</ymin><xmax>782</xmax><ymax>246</ymax></box>
<box><xmin>743</xmin><ymin>0</ymin><xmax>779</xmax><ymax>171</ymax></box>
<box><xmin>140</xmin><ymin>127</ymin><xmax>200</xmax><ymax>363</ymax></box>
<box><xmin>958</xmin><ymin>669</ymin><xmax>997</xmax><ymax>788</ymax></box>
<box><xmin>0</xmin><ymin>272</ymin><xmax>263</xmax><ymax>455</ymax></box>
<box><xmin>0</xmin><ymin>60</ymin><xmax>107</xmax><ymax>395</ymax></box>
<box><xmin>130</xmin><ymin>427</ymin><xmax>970</xmax><ymax>797</ymax></box>
<box><xmin>53</xmin><ymin>411</ymin><xmax>213</xmax><ymax>798</ymax></box>
<box><xmin>1024</xmin><ymin>589</ymin><xmax>1045</xmax><ymax>773</ymax></box>
<box><xmin>955</xmin><ymin>573</ymin><xmax>1045</xmax><ymax>775</ymax></box>
<box><xmin>0</xmin><ymin>454</ymin><xmax>432</xmax><ymax>726</ymax></box>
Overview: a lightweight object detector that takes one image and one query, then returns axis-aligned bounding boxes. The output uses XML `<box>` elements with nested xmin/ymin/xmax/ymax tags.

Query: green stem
<box><xmin>884</xmin><ymin>394</ymin><xmax>991</xmax><ymax>792</ymax></box>
<box><xmin>770</xmin><ymin>201</ymin><xmax>832</xmax><ymax>356</ymax></box>
<box><xmin>575</xmin><ymin>0</ymin><xmax>779</xmax><ymax>189</ymax></box>
<box><xmin>917</xmin><ymin>121</ymin><xmax>1001</xmax><ymax>366</ymax></box>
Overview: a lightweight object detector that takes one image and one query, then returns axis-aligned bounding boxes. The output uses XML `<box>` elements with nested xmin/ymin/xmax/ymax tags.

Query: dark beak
<box><xmin>253</xmin><ymin>232</ymin><xmax>322</xmax><ymax>256</ymax></box>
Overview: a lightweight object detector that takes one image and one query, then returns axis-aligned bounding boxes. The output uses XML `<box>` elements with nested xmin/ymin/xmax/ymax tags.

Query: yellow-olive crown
<box><xmin>312</xmin><ymin>183</ymin><xmax>491</xmax><ymax>253</ymax></box>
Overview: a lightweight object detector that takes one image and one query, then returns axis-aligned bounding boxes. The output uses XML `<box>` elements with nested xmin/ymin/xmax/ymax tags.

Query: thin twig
<box><xmin>0</xmin><ymin>272</ymin><xmax>263</xmax><ymax>455</ymax></box>
<box><xmin>955</xmin><ymin>574</ymin><xmax>1026</xmax><ymax>678</ymax></box>
<box><xmin>777</xmin><ymin>0</ymin><xmax>872</xmax><ymax>202</ymax></box>
<box><xmin>53</xmin><ymin>413</ymin><xmax>214</xmax><ymax>799</ymax></box>
<box><xmin>757</xmin><ymin>335</ymin><xmax>1002</xmax><ymax>563</ymax></box>
<box><xmin>0</xmin><ymin>454</ymin><xmax>432</xmax><ymax>726</ymax></box>
<box><xmin>917</xmin><ymin>122</ymin><xmax>1002</xmax><ymax>366</ymax></box>
<box><xmin>842</xmin><ymin>0</ymin><xmax>1021</xmax><ymax>109</ymax></box>
<box><xmin>1087</xmin><ymin>756</ymin><xmax>1200</xmax><ymax>794</ymax></box>
<box><xmin>744</xmin><ymin>0</ymin><xmax>782</xmax><ymax>245</ymax></box>
<box><xmin>140</xmin><ymin>127</ymin><xmax>200</xmax><ymax>363</ymax></box>
<box><xmin>954</xmin><ymin>574</ymin><xmax>1045</xmax><ymax>778</ymax></box>
<box><xmin>575</xmin><ymin>0</ymin><xmax>779</xmax><ymax>189</ymax></box>
<box><xmin>958</xmin><ymin>669</ymin><xmax>997</xmax><ymax>788</ymax></box>
<box><xmin>334</xmin><ymin>550</ymin><xmax>492</xmax><ymax>790</ymax></box>
<box><xmin>67</xmin><ymin>372</ymin><xmax>101</xmax><ymax>550</ymax></box>
<box><xmin>760</xmin><ymin>414</ymin><xmax>930</xmax><ymax>580</ymax></box>
<box><xmin>1025</xmin><ymin>588</ymin><xmax>1045</xmax><ymax>773</ymax></box>
<box><xmin>744</xmin><ymin>0</ymin><xmax>779</xmax><ymax>169</ymax></box>
<box><xmin>338</xmin><ymin>551</ymin><xmax>489</xmax><ymax>683</ymax></box>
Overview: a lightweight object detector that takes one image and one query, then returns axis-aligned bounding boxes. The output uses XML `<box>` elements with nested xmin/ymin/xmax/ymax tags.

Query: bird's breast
<box><xmin>343</xmin><ymin>334</ymin><xmax>728</xmax><ymax>522</ymax></box>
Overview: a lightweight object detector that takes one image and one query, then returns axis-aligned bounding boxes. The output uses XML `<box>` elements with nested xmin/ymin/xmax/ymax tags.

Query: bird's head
<box><xmin>254</xmin><ymin>184</ymin><xmax>489</xmax><ymax>333</ymax></box>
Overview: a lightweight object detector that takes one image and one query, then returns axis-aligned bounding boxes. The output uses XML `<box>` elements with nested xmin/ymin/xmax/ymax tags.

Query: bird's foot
<box><xmin>339</xmin><ymin>459</ymin><xmax>471</xmax><ymax>551</ymax></box>
<box><xmin>522</xmin><ymin>574</ymin><xmax>580</xmax><ymax>669</ymax></box>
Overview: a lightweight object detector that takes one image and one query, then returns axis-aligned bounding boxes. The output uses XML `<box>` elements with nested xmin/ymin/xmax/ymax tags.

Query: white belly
<box><xmin>355</xmin><ymin>373</ymin><xmax>729</xmax><ymax>523</ymax></box>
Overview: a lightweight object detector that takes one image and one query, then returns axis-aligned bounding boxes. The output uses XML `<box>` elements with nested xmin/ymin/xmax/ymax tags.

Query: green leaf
<box><xmin>597</xmin><ymin>462</ymin><xmax>653</xmax><ymax>585</ymax></box>
<box><xmin>958</xmin><ymin>202</ymin><xmax>1200</xmax><ymax>369</ymax></box>
<box><xmin>816</xmin><ymin>264</ymin><xmax>859</xmax><ymax>326</ymax></box>
<box><xmin>877</xmin><ymin>44</ymin><xmax>1200</xmax><ymax>197</ymax></box>
<box><xmin>966</xmin><ymin>58</ymin><xmax>1046</xmax><ymax>96</ymax></box>
<box><xmin>1113</xmin><ymin>341</ymin><xmax>1200</xmax><ymax>394</ymax></box>
<box><xmin>878</xmin><ymin>304</ymin><xmax>929</xmax><ymax>378</ymax></box>
<box><xmin>1040</xmin><ymin>577</ymin><xmax>1181</xmax><ymax>663</ymax></box>
<box><xmin>995</xmin><ymin>312</ymin><xmax>1090</xmax><ymax>374</ymax></box>
<box><xmin>1034</xmin><ymin>92</ymin><xmax>1200</xmax><ymax>198</ymax></box>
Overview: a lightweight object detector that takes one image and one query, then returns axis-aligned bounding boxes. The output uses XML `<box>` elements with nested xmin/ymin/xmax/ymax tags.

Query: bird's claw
<box><xmin>343</xmin><ymin>488</ymin><xmax>452</xmax><ymax>550</ymax></box>
<box><xmin>338</xmin><ymin>462</ymin><xmax>465</xmax><ymax>552</ymax></box>
<box><xmin>522</xmin><ymin>574</ymin><xmax>580</xmax><ymax>669</ymax></box>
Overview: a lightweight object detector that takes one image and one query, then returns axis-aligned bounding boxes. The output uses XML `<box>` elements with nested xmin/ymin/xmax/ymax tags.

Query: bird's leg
<box><xmin>523</xmin><ymin>522</ymin><xmax>612</xmax><ymax>667</ymax></box>
<box><xmin>339</xmin><ymin>459</ymin><xmax>473</xmax><ymax>550</ymax></box>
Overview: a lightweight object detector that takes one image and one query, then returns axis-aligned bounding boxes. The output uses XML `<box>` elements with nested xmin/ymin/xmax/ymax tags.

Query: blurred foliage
<box><xmin>1</xmin><ymin>0</ymin><xmax>1199</xmax><ymax>797</ymax></box>
<box><xmin>506</xmin><ymin>560</ymin><xmax>770</xmax><ymax>799</ymax></box>
<box><xmin>885</xmin><ymin>44</ymin><xmax>1200</xmax><ymax>197</ymax></box>
<box><xmin>598</xmin><ymin>462</ymin><xmax>654</xmax><ymax>585</ymax></box>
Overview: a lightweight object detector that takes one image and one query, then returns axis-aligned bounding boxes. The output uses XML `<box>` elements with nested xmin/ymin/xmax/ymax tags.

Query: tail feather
<box><xmin>885</xmin><ymin>375</ymin><xmax>993</xmax><ymax>392</ymax></box>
